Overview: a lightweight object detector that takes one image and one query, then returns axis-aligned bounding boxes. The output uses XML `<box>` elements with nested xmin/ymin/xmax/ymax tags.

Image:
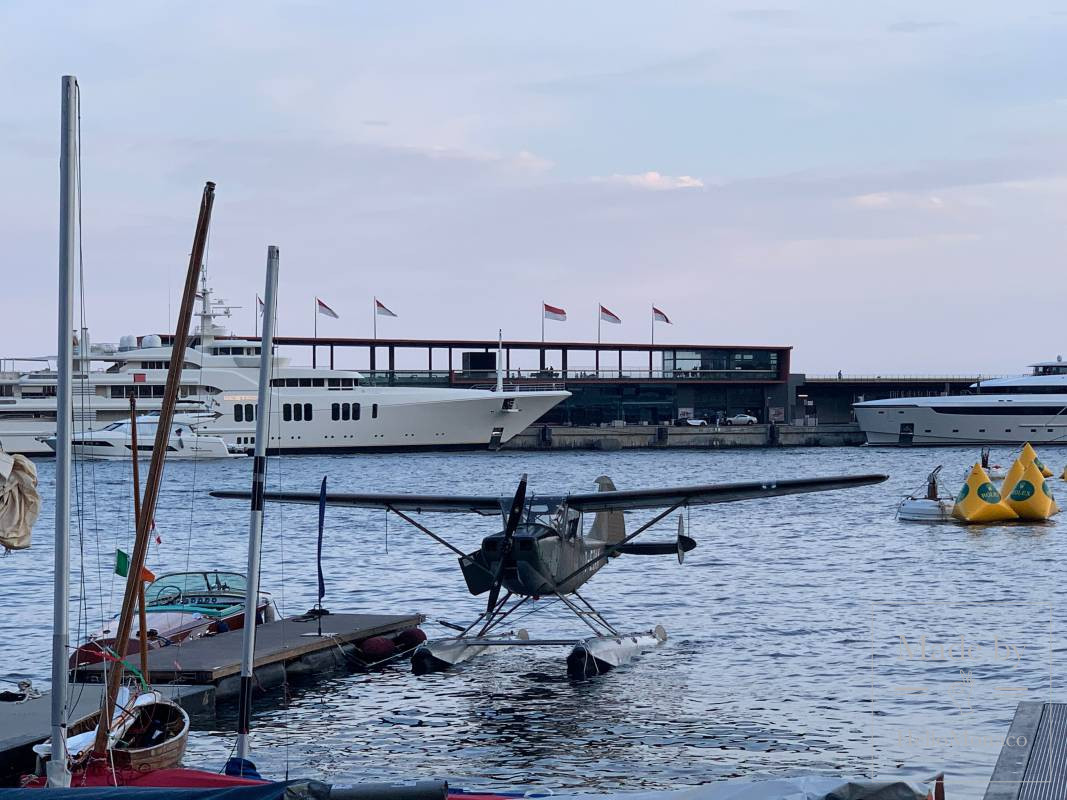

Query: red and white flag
<box><xmin>653</xmin><ymin>306</ymin><xmax>671</xmax><ymax>324</ymax></box>
<box><xmin>256</xmin><ymin>295</ymin><xmax>264</xmax><ymax>316</ymax></box>
<box><xmin>599</xmin><ymin>304</ymin><xmax>621</xmax><ymax>324</ymax></box>
<box><xmin>543</xmin><ymin>303</ymin><xmax>567</xmax><ymax>322</ymax></box>
<box><xmin>316</xmin><ymin>298</ymin><xmax>339</xmax><ymax>319</ymax></box>
<box><xmin>375</xmin><ymin>298</ymin><xmax>397</xmax><ymax>318</ymax></box>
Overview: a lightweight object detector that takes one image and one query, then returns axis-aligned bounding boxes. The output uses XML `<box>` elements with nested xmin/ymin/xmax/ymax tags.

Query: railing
<box><xmin>470</xmin><ymin>382</ymin><xmax>567</xmax><ymax>392</ymax></box>
<box><xmin>805</xmin><ymin>374</ymin><xmax>1012</xmax><ymax>382</ymax></box>
<box><xmin>453</xmin><ymin>368</ymin><xmax>780</xmax><ymax>382</ymax></box>
<box><xmin>359</xmin><ymin>370</ymin><xmax>453</xmax><ymax>387</ymax></box>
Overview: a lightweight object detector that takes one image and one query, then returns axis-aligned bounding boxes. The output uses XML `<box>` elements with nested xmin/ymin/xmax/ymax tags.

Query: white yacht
<box><xmin>43</xmin><ymin>413</ymin><xmax>238</xmax><ymax>460</ymax></box>
<box><xmin>854</xmin><ymin>358</ymin><xmax>1067</xmax><ymax>446</ymax></box>
<box><xmin>0</xmin><ymin>276</ymin><xmax>569</xmax><ymax>456</ymax></box>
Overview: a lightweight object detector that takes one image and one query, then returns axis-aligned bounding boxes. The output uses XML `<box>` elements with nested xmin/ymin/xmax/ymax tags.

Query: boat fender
<box><xmin>224</xmin><ymin>756</ymin><xmax>262</xmax><ymax>780</ymax></box>
<box><xmin>393</xmin><ymin>627</ymin><xmax>427</xmax><ymax>650</ymax></box>
<box><xmin>952</xmin><ymin>464</ymin><xmax>1018</xmax><ymax>524</ymax></box>
<box><xmin>1061</xmin><ymin>465</ymin><xmax>1067</xmax><ymax>481</ymax></box>
<box><xmin>360</xmin><ymin>636</ymin><xmax>397</xmax><ymax>660</ymax></box>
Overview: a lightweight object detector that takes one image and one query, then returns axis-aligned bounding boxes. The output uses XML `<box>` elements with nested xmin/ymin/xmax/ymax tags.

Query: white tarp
<box><xmin>0</xmin><ymin>451</ymin><xmax>40</xmax><ymax>552</ymax></box>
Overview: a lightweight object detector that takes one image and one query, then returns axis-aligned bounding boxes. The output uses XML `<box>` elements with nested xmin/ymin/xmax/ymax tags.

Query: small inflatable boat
<box><xmin>898</xmin><ymin>465</ymin><xmax>955</xmax><ymax>522</ymax></box>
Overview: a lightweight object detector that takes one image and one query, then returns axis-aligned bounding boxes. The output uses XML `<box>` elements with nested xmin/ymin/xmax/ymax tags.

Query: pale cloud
<box><xmin>597</xmin><ymin>171</ymin><xmax>705</xmax><ymax>190</ymax></box>
<box><xmin>849</xmin><ymin>191</ymin><xmax>946</xmax><ymax>210</ymax></box>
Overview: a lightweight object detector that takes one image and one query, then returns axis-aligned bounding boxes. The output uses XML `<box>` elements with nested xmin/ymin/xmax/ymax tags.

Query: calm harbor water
<box><xmin>3</xmin><ymin>446</ymin><xmax>1063</xmax><ymax>799</ymax></box>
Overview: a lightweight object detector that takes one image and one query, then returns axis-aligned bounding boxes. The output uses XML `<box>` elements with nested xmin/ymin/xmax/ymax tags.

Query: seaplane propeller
<box><xmin>485</xmin><ymin>473</ymin><xmax>527</xmax><ymax>614</ymax></box>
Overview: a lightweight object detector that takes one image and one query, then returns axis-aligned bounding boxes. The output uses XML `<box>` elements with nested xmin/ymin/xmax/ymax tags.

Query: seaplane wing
<box><xmin>210</xmin><ymin>489</ymin><xmax>504</xmax><ymax>515</ymax></box>
<box><xmin>563</xmin><ymin>473</ymin><xmax>888</xmax><ymax>512</ymax></box>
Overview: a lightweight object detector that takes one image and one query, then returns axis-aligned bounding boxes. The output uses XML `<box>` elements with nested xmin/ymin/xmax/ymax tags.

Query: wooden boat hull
<box><xmin>34</xmin><ymin>692</ymin><xmax>189</xmax><ymax>772</ymax></box>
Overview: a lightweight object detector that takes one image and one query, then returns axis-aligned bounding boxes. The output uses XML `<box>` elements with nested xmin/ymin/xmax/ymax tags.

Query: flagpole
<box><xmin>373</xmin><ymin>297</ymin><xmax>377</xmax><ymax>340</ymax></box>
<box><xmin>254</xmin><ymin>295</ymin><xmax>258</xmax><ymax>339</ymax></box>
<box><xmin>541</xmin><ymin>300</ymin><xmax>544</xmax><ymax>344</ymax></box>
<box><xmin>313</xmin><ymin>298</ymin><xmax>317</xmax><ymax>369</ymax></box>
<box><xmin>597</xmin><ymin>302</ymin><xmax>601</xmax><ymax>345</ymax></box>
<box><xmin>651</xmin><ymin>306</ymin><xmax>654</xmax><ymax>348</ymax></box>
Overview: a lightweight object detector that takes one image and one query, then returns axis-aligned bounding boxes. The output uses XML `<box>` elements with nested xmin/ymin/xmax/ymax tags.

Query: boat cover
<box><xmin>450</xmin><ymin>774</ymin><xmax>942</xmax><ymax>800</ymax></box>
<box><xmin>0</xmin><ymin>451</ymin><xmax>39</xmax><ymax>552</ymax></box>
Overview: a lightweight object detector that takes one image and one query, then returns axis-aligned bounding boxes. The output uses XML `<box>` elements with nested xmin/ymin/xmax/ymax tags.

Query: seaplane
<box><xmin>212</xmin><ymin>471</ymin><xmax>886</xmax><ymax>679</ymax></box>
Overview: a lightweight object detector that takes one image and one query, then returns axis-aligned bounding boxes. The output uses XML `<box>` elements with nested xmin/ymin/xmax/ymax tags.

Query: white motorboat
<box><xmin>43</xmin><ymin>413</ymin><xmax>238</xmax><ymax>459</ymax></box>
<box><xmin>0</xmin><ymin>274</ymin><xmax>569</xmax><ymax>455</ymax></box>
<box><xmin>855</xmin><ymin>357</ymin><xmax>1067</xmax><ymax>446</ymax></box>
<box><xmin>897</xmin><ymin>466</ymin><xmax>955</xmax><ymax>522</ymax></box>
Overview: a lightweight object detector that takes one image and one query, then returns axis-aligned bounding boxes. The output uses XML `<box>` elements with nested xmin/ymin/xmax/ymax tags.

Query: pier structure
<box><xmin>161</xmin><ymin>332</ymin><xmax>997</xmax><ymax>430</ymax></box>
<box><xmin>172</xmin><ymin>333</ymin><xmax>795</xmax><ymax>426</ymax></box>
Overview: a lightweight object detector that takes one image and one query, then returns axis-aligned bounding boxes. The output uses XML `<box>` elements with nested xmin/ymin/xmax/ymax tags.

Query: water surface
<box><xmin>3</xmin><ymin>446</ymin><xmax>1062</xmax><ymax>799</ymax></box>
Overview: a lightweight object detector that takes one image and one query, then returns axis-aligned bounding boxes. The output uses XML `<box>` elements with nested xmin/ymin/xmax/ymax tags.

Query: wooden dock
<box><xmin>73</xmin><ymin>612</ymin><xmax>425</xmax><ymax>695</ymax></box>
<box><xmin>0</xmin><ymin>684</ymin><xmax>213</xmax><ymax>786</ymax></box>
<box><xmin>985</xmin><ymin>701</ymin><xmax>1067</xmax><ymax>799</ymax></box>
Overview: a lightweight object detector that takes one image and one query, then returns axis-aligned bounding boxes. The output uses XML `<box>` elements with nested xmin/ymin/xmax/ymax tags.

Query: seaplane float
<box><xmin>214</xmin><ymin>471</ymin><xmax>885</xmax><ymax>679</ymax></box>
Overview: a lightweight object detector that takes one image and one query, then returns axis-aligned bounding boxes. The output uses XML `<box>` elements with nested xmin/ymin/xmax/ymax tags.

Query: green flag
<box><xmin>115</xmin><ymin>548</ymin><xmax>130</xmax><ymax>577</ymax></box>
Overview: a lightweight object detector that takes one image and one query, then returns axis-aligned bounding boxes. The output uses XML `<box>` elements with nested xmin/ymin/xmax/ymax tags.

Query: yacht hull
<box><xmin>855</xmin><ymin>403</ymin><xmax>1067</xmax><ymax>446</ymax></box>
<box><xmin>1</xmin><ymin>390</ymin><xmax>568</xmax><ymax>456</ymax></box>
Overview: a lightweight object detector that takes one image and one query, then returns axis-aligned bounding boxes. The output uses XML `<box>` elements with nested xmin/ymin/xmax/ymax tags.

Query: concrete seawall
<box><xmin>502</xmin><ymin>423</ymin><xmax>864</xmax><ymax>450</ymax></box>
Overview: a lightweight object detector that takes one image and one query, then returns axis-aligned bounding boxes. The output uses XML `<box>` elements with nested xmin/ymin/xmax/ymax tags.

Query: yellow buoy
<box><xmin>1005</xmin><ymin>461</ymin><xmax>1057</xmax><ymax>520</ymax></box>
<box><xmin>952</xmin><ymin>464</ymin><xmax>1018</xmax><ymax>523</ymax></box>
<box><xmin>1021</xmin><ymin>442</ymin><xmax>1054</xmax><ymax>478</ymax></box>
<box><xmin>1000</xmin><ymin>458</ymin><xmax>1026</xmax><ymax>500</ymax></box>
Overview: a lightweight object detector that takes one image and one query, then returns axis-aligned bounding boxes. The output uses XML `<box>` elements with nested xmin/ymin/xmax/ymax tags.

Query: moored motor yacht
<box><xmin>0</xmin><ymin>272</ymin><xmax>569</xmax><ymax>455</ymax></box>
<box><xmin>855</xmin><ymin>357</ymin><xmax>1067</xmax><ymax>446</ymax></box>
<box><xmin>43</xmin><ymin>412</ymin><xmax>239</xmax><ymax>459</ymax></box>
<box><xmin>70</xmin><ymin>570</ymin><xmax>275</xmax><ymax>670</ymax></box>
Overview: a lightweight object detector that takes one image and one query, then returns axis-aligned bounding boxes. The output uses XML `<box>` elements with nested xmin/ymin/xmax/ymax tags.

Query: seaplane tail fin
<box><xmin>589</xmin><ymin>476</ymin><xmax>626</xmax><ymax>544</ymax></box>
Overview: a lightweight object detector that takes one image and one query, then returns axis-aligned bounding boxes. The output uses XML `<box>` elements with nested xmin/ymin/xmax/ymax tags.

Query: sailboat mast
<box><xmin>48</xmin><ymin>73</ymin><xmax>78</xmax><ymax>789</ymax></box>
<box><xmin>236</xmin><ymin>246</ymin><xmax>280</xmax><ymax>762</ymax></box>
<box><xmin>91</xmin><ymin>181</ymin><xmax>216</xmax><ymax>756</ymax></box>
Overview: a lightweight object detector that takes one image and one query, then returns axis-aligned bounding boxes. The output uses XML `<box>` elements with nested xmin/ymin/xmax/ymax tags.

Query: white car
<box><xmin>724</xmin><ymin>413</ymin><xmax>758</xmax><ymax>426</ymax></box>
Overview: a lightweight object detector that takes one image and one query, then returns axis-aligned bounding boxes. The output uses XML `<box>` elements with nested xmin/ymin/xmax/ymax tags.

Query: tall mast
<box><xmin>48</xmin><ymin>73</ymin><xmax>78</xmax><ymax>789</ymax></box>
<box><xmin>92</xmin><ymin>181</ymin><xmax>216</xmax><ymax>756</ymax></box>
<box><xmin>236</xmin><ymin>246</ymin><xmax>280</xmax><ymax>764</ymax></box>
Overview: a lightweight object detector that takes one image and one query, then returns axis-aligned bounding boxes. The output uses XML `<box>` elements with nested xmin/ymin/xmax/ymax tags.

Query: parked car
<box><xmin>724</xmin><ymin>413</ymin><xmax>758</xmax><ymax>426</ymax></box>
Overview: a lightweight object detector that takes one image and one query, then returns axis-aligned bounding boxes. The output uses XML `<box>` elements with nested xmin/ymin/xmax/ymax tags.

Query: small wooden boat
<box><xmin>33</xmin><ymin>688</ymin><xmax>189</xmax><ymax>772</ymax></box>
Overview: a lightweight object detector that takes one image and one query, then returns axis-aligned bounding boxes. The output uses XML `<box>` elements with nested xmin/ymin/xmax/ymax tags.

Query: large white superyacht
<box><xmin>853</xmin><ymin>358</ymin><xmax>1067</xmax><ymax>445</ymax></box>
<box><xmin>0</xmin><ymin>277</ymin><xmax>569</xmax><ymax>456</ymax></box>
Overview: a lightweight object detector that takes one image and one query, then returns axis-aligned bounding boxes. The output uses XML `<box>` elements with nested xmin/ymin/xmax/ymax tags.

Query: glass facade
<box><xmin>661</xmin><ymin>348</ymin><xmax>778</xmax><ymax>379</ymax></box>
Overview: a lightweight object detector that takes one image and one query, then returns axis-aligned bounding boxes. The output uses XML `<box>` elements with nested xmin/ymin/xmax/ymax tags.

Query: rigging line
<box><xmin>69</xmin><ymin>79</ymin><xmax>93</xmax><ymax>716</ymax></box>
<box><xmin>261</xmin><ymin>294</ymin><xmax>290</xmax><ymax>782</ymax></box>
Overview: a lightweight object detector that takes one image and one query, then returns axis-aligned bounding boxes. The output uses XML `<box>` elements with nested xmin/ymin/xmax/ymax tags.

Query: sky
<box><xmin>2</xmin><ymin>1</ymin><xmax>1067</xmax><ymax>374</ymax></box>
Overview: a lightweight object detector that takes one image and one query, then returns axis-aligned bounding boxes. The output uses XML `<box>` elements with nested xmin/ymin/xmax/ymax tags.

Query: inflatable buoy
<box><xmin>952</xmin><ymin>464</ymin><xmax>1018</xmax><ymax>524</ymax></box>
<box><xmin>1000</xmin><ymin>459</ymin><xmax>1026</xmax><ymax>500</ymax></box>
<box><xmin>1021</xmin><ymin>442</ymin><xmax>1054</xmax><ymax>478</ymax></box>
<box><xmin>1005</xmin><ymin>461</ymin><xmax>1057</xmax><ymax>521</ymax></box>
